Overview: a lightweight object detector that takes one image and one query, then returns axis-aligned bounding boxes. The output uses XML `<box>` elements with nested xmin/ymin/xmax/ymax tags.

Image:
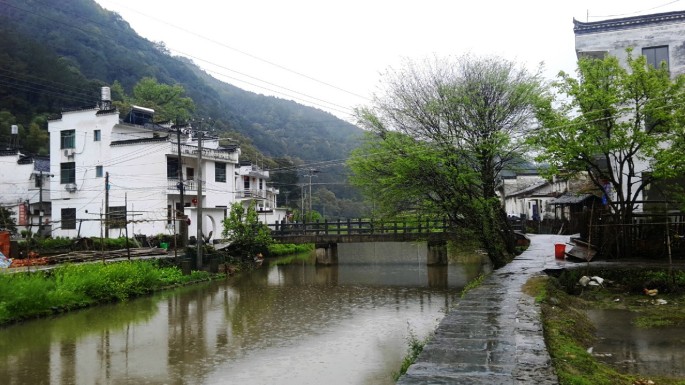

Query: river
<box><xmin>0</xmin><ymin>242</ymin><xmax>489</xmax><ymax>385</ymax></box>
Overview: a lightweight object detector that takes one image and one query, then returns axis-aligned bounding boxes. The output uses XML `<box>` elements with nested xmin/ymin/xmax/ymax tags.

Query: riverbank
<box><xmin>0</xmin><ymin>259</ymin><xmax>220</xmax><ymax>326</ymax></box>
<box><xmin>532</xmin><ymin>267</ymin><xmax>685</xmax><ymax>385</ymax></box>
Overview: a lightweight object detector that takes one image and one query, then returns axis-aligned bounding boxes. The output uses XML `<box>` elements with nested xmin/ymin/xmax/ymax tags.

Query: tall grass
<box><xmin>393</xmin><ymin>328</ymin><xmax>431</xmax><ymax>381</ymax></box>
<box><xmin>268</xmin><ymin>243</ymin><xmax>314</xmax><ymax>256</ymax></box>
<box><xmin>0</xmin><ymin>260</ymin><xmax>211</xmax><ymax>325</ymax></box>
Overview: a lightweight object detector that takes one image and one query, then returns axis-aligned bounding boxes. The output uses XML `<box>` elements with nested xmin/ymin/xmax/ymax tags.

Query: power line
<box><xmin>0</xmin><ymin>0</ymin><xmax>364</xmax><ymax>117</ymax></box>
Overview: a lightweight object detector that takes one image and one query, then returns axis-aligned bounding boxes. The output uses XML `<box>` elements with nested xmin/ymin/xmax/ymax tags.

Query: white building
<box><xmin>0</xmin><ymin>150</ymin><xmax>52</xmax><ymax>236</ymax></box>
<box><xmin>574</xmin><ymin>10</ymin><xmax>685</xmax><ymax>211</ymax></box>
<box><xmin>500</xmin><ymin>170</ymin><xmax>567</xmax><ymax>221</ymax></box>
<box><xmin>47</xmin><ymin>88</ymin><xmax>281</xmax><ymax>240</ymax></box>
<box><xmin>235</xmin><ymin>162</ymin><xmax>286</xmax><ymax>224</ymax></box>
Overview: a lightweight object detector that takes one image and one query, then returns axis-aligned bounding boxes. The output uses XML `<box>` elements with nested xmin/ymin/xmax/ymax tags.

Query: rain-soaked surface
<box><xmin>0</xmin><ymin>242</ymin><xmax>489</xmax><ymax>385</ymax></box>
<box><xmin>586</xmin><ymin>309</ymin><xmax>685</xmax><ymax>377</ymax></box>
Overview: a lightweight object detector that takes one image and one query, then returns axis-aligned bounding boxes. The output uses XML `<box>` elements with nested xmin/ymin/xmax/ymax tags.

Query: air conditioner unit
<box><xmin>63</xmin><ymin>149</ymin><xmax>75</xmax><ymax>157</ymax></box>
<box><xmin>65</xmin><ymin>183</ymin><xmax>77</xmax><ymax>193</ymax></box>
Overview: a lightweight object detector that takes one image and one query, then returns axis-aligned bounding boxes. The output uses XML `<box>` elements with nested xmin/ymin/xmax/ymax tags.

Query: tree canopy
<box><xmin>222</xmin><ymin>202</ymin><xmax>272</xmax><ymax>259</ymax></box>
<box><xmin>111</xmin><ymin>78</ymin><xmax>195</xmax><ymax>123</ymax></box>
<box><xmin>532</xmin><ymin>53</ymin><xmax>685</xmax><ymax>210</ymax></box>
<box><xmin>531</xmin><ymin>50</ymin><xmax>685</xmax><ymax>256</ymax></box>
<box><xmin>349</xmin><ymin>55</ymin><xmax>545</xmax><ymax>267</ymax></box>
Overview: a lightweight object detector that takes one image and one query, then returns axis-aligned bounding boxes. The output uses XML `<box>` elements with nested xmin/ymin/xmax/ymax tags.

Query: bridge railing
<box><xmin>268</xmin><ymin>218</ymin><xmax>449</xmax><ymax>237</ymax></box>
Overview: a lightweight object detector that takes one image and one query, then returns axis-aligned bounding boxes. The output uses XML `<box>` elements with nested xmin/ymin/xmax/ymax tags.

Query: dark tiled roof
<box><xmin>508</xmin><ymin>181</ymin><xmax>550</xmax><ymax>197</ymax></box>
<box><xmin>549</xmin><ymin>193</ymin><xmax>597</xmax><ymax>205</ymax></box>
<box><xmin>574</xmin><ymin>10</ymin><xmax>685</xmax><ymax>35</ymax></box>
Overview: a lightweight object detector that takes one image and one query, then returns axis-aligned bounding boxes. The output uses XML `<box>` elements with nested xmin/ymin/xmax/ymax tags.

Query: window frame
<box><xmin>60</xmin><ymin>162</ymin><xmax>76</xmax><ymax>184</ymax></box>
<box><xmin>61</xmin><ymin>208</ymin><xmax>76</xmax><ymax>230</ymax></box>
<box><xmin>95</xmin><ymin>165</ymin><xmax>103</xmax><ymax>178</ymax></box>
<box><xmin>215</xmin><ymin>162</ymin><xmax>226</xmax><ymax>183</ymax></box>
<box><xmin>60</xmin><ymin>130</ymin><xmax>76</xmax><ymax>149</ymax></box>
<box><xmin>643</xmin><ymin>46</ymin><xmax>669</xmax><ymax>71</ymax></box>
<box><xmin>167</xmin><ymin>158</ymin><xmax>179</xmax><ymax>179</ymax></box>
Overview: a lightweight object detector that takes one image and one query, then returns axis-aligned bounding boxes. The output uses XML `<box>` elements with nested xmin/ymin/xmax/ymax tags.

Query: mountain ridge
<box><xmin>0</xmin><ymin>0</ymin><xmax>365</xmax><ymax>206</ymax></box>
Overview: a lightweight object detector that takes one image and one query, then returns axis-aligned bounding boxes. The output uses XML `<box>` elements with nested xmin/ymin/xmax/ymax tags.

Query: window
<box><xmin>243</xmin><ymin>176</ymin><xmax>250</xmax><ymax>189</ymax></box>
<box><xmin>60</xmin><ymin>130</ymin><xmax>76</xmax><ymax>149</ymax></box>
<box><xmin>109</xmin><ymin>206</ymin><xmax>127</xmax><ymax>228</ymax></box>
<box><xmin>61</xmin><ymin>208</ymin><xmax>76</xmax><ymax>230</ymax></box>
<box><xmin>259</xmin><ymin>179</ymin><xmax>263</xmax><ymax>189</ymax></box>
<box><xmin>96</xmin><ymin>165</ymin><xmax>103</xmax><ymax>178</ymax></box>
<box><xmin>215</xmin><ymin>162</ymin><xmax>226</xmax><ymax>183</ymax></box>
<box><xmin>186</xmin><ymin>167</ymin><xmax>194</xmax><ymax>181</ymax></box>
<box><xmin>643</xmin><ymin>46</ymin><xmax>669</xmax><ymax>71</ymax></box>
<box><xmin>94</xmin><ymin>129</ymin><xmax>101</xmax><ymax>141</ymax></box>
<box><xmin>60</xmin><ymin>162</ymin><xmax>75</xmax><ymax>184</ymax></box>
<box><xmin>167</xmin><ymin>158</ymin><xmax>179</xmax><ymax>179</ymax></box>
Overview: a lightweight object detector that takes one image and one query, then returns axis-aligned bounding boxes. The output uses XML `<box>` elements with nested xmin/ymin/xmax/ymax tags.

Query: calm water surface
<box><xmin>586</xmin><ymin>309</ymin><xmax>685</xmax><ymax>377</ymax></box>
<box><xmin>0</xmin><ymin>243</ymin><xmax>488</xmax><ymax>385</ymax></box>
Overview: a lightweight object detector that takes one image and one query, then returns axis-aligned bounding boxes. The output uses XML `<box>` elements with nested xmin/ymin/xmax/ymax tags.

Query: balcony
<box><xmin>167</xmin><ymin>178</ymin><xmax>205</xmax><ymax>192</ymax></box>
<box><xmin>171</xmin><ymin>143</ymin><xmax>239</xmax><ymax>163</ymax></box>
<box><xmin>236</xmin><ymin>189</ymin><xmax>267</xmax><ymax>200</ymax></box>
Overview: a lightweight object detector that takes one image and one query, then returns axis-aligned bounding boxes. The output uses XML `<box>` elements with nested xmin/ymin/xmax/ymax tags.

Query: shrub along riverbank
<box><xmin>0</xmin><ymin>260</ymin><xmax>213</xmax><ymax>326</ymax></box>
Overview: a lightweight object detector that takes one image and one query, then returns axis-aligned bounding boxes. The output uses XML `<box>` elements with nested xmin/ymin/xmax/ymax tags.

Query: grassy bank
<box><xmin>0</xmin><ymin>260</ymin><xmax>212</xmax><ymax>326</ymax></box>
<box><xmin>268</xmin><ymin>243</ymin><xmax>314</xmax><ymax>256</ymax></box>
<box><xmin>525</xmin><ymin>268</ymin><xmax>685</xmax><ymax>385</ymax></box>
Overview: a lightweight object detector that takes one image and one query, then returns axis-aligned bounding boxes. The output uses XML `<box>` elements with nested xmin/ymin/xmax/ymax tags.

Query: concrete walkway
<box><xmin>398</xmin><ymin>234</ymin><xmax>570</xmax><ymax>385</ymax></box>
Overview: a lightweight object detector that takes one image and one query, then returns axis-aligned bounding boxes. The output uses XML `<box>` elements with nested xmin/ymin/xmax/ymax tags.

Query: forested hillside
<box><xmin>0</xmin><ymin>0</ymin><xmax>365</xmax><ymax>213</ymax></box>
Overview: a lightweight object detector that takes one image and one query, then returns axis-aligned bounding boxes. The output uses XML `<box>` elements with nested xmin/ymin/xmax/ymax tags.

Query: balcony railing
<box><xmin>236</xmin><ymin>189</ymin><xmax>267</xmax><ymax>199</ymax></box>
<box><xmin>171</xmin><ymin>143</ymin><xmax>239</xmax><ymax>163</ymax></box>
<box><xmin>167</xmin><ymin>178</ymin><xmax>205</xmax><ymax>192</ymax></box>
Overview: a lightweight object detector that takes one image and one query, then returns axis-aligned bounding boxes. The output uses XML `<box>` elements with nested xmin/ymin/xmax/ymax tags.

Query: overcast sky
<box><xmin>94</xmin><ymin>0</ymin><xmax>685</xmax><ymax>121</ymax></box>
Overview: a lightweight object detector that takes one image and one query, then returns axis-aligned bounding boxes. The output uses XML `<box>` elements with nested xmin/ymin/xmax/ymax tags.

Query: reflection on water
<box><xmin>0</xmin><ymin>243</ymin><xmax>488</xmax><ymax>385</ymax></box>
<box><xmin>586</xmin><ymin>309</ymin><xmax>685</xmax><ymax>377</ymax></box>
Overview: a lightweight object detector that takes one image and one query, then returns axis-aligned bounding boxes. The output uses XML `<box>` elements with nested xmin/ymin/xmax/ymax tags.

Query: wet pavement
<box><xmin>397</xmin><ymin>234</ymin><xmax>569</xmax><ymax>385</ymax></box>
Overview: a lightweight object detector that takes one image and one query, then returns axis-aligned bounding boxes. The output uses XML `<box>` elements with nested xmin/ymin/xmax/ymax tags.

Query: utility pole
<box><xmin>37</xmin><ymin>171</ymin><xmax>53</xmax><ymax>237</ymax></box>
<box><xmin>304</xmin><ymin>169</ymin><xmax>318</xmax><ymax>221</ymax></box>
<box><xmin>125</xmin><ymin>193</ymin><xmax>130</xmax><ymax>260</ymax></box>
<box><xmin>300</xmin><ymin>183</ymin><xmax>305</xmax><ymax>222</ymax></box>
<box><xmin>176</xmin><ymin>121</ymin><xmax>186</xmax><ymax>247</ymax></box>
<box><xmin>196</xmin><ymin>126</ymin><xmax>203</xmax><ymax>268</ymax></box>
<box><xmin>105</xmin><ymin>172</ymin><xmax>110</xmax><ymax>238</ymax></box>
<box><xmin>38</xmin><ymin>171</ymin><xmax>43</xmax><ymax>236</ymax></box>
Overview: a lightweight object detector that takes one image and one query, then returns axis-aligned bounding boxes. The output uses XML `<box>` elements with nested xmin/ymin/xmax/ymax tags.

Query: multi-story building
<box><xmin>0</xmin><ymin>150</ymin><xmax>51</xmax><ymax>236</ymax></box>
<box><xmin>47</xmin><ymin>87</ymin><xmax>282</xmax><ymax>240</ymax></box>
<box><xmin>573</xmin><ymin>10</ymin><xmax>685</xmax><ymax>210</ymax></box>
<box><xmin>235</xmin><ymin>161</ymin><xmax>284</xmax><ymax>223</ymax></box>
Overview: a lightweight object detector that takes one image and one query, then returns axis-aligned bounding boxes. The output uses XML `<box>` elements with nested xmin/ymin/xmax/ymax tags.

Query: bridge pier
<box><xmin>426</xmin><ymin>241</ymin><xmax>448</xmax><ymax>265</ymax></box>
<box><xmin>315</xmin><ymin>243</ymin><xmax>338</xmax><ymax>265</ymax></box>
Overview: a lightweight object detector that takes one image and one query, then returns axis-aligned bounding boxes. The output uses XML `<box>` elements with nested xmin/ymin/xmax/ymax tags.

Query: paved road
<box><xmin>397</xmin><ymin>234</ymin><xmax>569</xmax><ymax>385</ymax></box>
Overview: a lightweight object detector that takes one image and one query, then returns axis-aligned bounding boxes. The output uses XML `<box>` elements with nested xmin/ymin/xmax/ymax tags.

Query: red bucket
<box><xmin>554</xmin><ymin>243</ymin><xmax>566</xmax><ymax>260</ymax></box>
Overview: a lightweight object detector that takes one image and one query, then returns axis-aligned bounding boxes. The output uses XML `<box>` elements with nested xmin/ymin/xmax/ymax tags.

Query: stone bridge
<box><xmin>268</xmin><ymin>218</ymin><xmax>455</xmax><ymax>265</ymax></box>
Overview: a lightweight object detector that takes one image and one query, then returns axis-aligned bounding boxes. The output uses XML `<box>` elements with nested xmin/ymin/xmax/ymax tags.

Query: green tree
<box><xmin>222</xmin><ymin>202</ymin><xmax>273</xmax><ymax>258</ymax></box>
<box><xmin>531</xmin><ymin>50</ymin><xmax>685</xmax><ymax>256</ymax></box>
<box><xmin>349</xmin><ymin>55</ymin><xmax>544</xmax><ymax>267</ymax></box>
<box><xmin>112</xmin><ymin>78</ymin><xmax>195</xmax><ymax>123</ymax></box>
<box><xmin>0</xmin><ymin>206</ymin><xmax>17</xmax><ymax>235</ymax></box>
